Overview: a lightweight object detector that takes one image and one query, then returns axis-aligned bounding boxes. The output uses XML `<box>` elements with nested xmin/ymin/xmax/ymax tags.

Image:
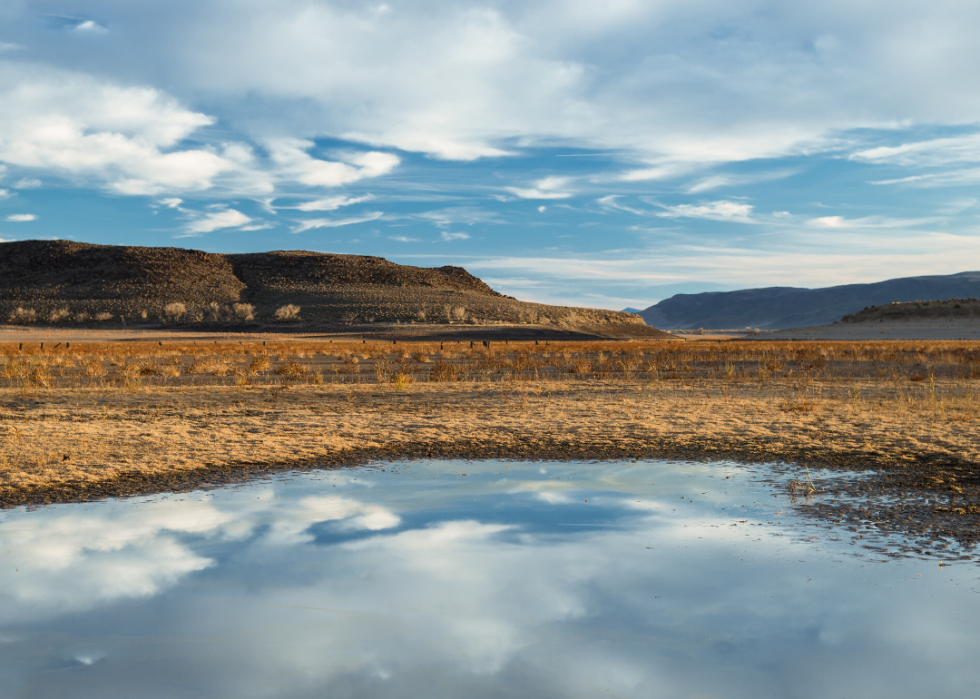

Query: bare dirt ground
<box><xmin>2</xmin><ymin>336</ymin><xmax>979</xmax><ymax>554</ymax></box>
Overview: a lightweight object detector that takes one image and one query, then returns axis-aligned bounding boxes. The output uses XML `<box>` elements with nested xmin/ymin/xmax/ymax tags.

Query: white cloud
<box><xmin>159</xmin><ymin>197</ymin><xmax>183</xmax><ymax>209</ymax></box>
<box><xmin>293</xmin><ymin>211</ymin><xmax>384</xmax><ymax>233</ymax></box>
<box><xmin>4</xmin><ymin>1</ymin><xmax>980</xmax><ymax>184</ymax></box>
<box><xmin>505</xmin><ymin>176</ymin><xmax>573</xmax><ymax>199</ymax></box>
<box><xmin>655</xmin><ymin>200</ymin><xmax>754</xmax><ymax>223</ymax></box>
<box><xmin>851</xmin><ymin>134</ymin><xmax>980</xmax><ymax>167</ymax></box>
<box><xmin>267</xmin><ymin>139</ymin><xmax>399</xmax><ymax>187</ymax></box>
<box><xmin>0</xmin><ymin>189</ymin><xmax>10</xmax><ymax>199</ymax></box>
<box><xmin>684</xmin><ymin>169</ymin><xmax>800</xmax><ymax>194</ymax></box>
<box><xmin>417</xmin><ymin>207</ymin><xmax>501</xmax><ymax>228</ymax></box>
<box><xmin>810</xmin><ymin>215</ymin><xmax>844</xmax><ymax>228</ymax></box>
<box><xmin>441</xmin><ymin>231</ymin><xmax>470</xmax><ymax>240</ymax></box>
<box><xmin>13</xmin><ymin>177</ymin><xmax>40</xmax><ymax>189</ymax></box>
<box><xmin>74</xmin><ymin>20</ymin><xmax>108</xmax><ymax>34</ymax></box>
<box><xmin>5</xmin><ymin>213</ymin><xmax>35</xmax><ymax>222</ymax></box>
<box><xmin>295</xmin><ymin>194</ymin><xmax>374</xmax><ymax>212</ymax></box>
<box><xmin>0</xmin><ymin>63</ymin><xmax>233</xmax><ymax>195</ymax></box>
<box><xmin>598</xmin><ymin>195</ymin><xmax>645</xmax><ymax>215</ymax></box>
<box><xmin>807</xmin><ymin>215</ymin><xmax>936</xmax><ymax>229</ymax></box>
<box><xmin>184</xmin><ymin>208</ymin><xmax>251</xmax><ymax>234</ymax></box>
<box><xmin>389</xmin><ymin>234</ymin><xmax>418</xmax><ymax>242</ymax></box>
<box><xmin>537</xmin><ymin>206</ymin><xmax>546</xmax><ymax>213</ymax></box>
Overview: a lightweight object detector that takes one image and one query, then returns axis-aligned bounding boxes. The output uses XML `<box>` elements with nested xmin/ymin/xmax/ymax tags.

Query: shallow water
<box><xmin>2</xmin><ymin>459</ymin><xmax>979</xmax><ymax>698</ymax></box>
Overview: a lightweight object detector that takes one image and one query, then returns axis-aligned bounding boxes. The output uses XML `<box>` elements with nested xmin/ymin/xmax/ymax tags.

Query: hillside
<box><xmin>0</xmin><ymin>240</ymin><xmax>664</xmax><ymax>337</ymax></box>
<box><xmin>841</xmin><ymin>298</ymin><xmax>980</xmax><ymax>323</ymax></box>
<box><xmin>638</xmin><ymin>271</ymin><xmax>980</xmax><ymax>330</ymax></box>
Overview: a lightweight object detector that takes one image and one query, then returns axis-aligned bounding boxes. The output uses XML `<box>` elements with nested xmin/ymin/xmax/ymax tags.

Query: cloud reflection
<box><xmin>1</xmin><ymin>461</ymin><xmax>978</xmax><ymax>699</ymax></box>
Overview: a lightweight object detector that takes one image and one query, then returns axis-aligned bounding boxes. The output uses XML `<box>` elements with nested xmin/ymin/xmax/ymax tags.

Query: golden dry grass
<box><xmin>0</xmin><ymin>338</ymin><xmax>978</xmax><ymax>504</ymax></box>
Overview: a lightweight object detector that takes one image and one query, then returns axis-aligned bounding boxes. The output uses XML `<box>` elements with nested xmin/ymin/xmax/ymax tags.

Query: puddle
<box><xmin>2</xmin><ymin>459</ymin><xmax>979</xmax><ymax>698</ymax></box>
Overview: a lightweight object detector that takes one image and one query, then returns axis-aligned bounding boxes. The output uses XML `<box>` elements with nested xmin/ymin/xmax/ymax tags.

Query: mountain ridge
<box><xmin>638</xmin><ymin>271</ymin><xmax>980</xmax><ymax>330</ymax></box>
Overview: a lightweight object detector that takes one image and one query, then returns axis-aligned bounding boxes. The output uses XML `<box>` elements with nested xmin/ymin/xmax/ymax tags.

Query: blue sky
<box><xmin>2</xmin><ymin>1</ymin><xmax>980</xmax><ymax>310</ymax></box>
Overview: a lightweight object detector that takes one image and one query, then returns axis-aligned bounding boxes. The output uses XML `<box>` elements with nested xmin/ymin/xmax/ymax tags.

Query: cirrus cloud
<box><xmin>654</xmin><ymin>200</ymin><xmax>755</xmax><ymax>223</ymax></box>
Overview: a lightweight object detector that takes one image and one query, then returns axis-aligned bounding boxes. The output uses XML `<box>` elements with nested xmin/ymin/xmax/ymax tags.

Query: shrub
<box><xmin>48</xmin><ymin>308</ymin><xmax>71</xmax><ymax>324</ymax></box>
<box><xmin>274</xmin><ymin>304</ymin><xmax>301</xmax><ymax>321</ymax></box>
<box><xmin>8</xmin><ymin>307</ymin><xmax>37</xmax><ymax>324</ymax></box>
<box><xmin>1</xmin><ymin>358</ymin><xmax>29</xmax><ymax>379</ymax></box>
<box><xmin>232</xmin><ymin>303</ymin><xmax>255</xmax><ymax>322</ymax></box>
<box><xmin>205</xmin><ymin>302</ymin><xmax>225</xmax><ymax>323</ymax></box>
<box><xmin>95</xmin><ymin>312</ymin><xmax>114</xmax><ymax>322</ymax></box>
<box><xmin>274</xmin><ymin>358</ymin><xmax>308</xmax><ymax>380</ymax></box>
<box><xmin>28</xmin><ymin>364</ymin><xmax>50</xmax><ymax>387</ymax></box>
<box><xmin>163</xmin><ymin>302</ymin><xmax>186</xmax><ymax>323</ymax></box>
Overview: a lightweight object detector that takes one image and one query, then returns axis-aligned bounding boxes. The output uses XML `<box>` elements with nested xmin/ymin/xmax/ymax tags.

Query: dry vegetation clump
<box><xmin>274</xmin><ymin>357</ymin><xmax>309</xmax><ymax>381</ymax></box>
<box><xmin>274</xmin><ymin>304</ymin><xmax>301</xmax><ymax>321</ymax></box>
<box><xmin>7</xmin><ymin>307</ymin><xmax>37</xmax><ymax>324</ymax></box>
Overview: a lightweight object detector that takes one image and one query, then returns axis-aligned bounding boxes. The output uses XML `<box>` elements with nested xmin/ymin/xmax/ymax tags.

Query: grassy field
<box><xmin>1</xmin><ymin>338</ymin><xmax>978</xmax><ymax>510</ymax></box>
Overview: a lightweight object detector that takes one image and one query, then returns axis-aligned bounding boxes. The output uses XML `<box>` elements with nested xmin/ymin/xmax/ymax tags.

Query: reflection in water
<box><xmin>2</xmin><ymin>460</ymin><xmax>979</xmax><ymax>698</ymax></box>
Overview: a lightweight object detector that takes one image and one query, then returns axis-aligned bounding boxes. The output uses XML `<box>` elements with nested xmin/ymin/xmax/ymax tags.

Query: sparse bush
<box><xmin>274</xmin><ymin>358</ymin><xmax>308</xmax><ymax>380</ymax></box>
<box><xmin>82</xmin><ymin>358</ymin><xmax>107</xmax><ymax>377</ymax></box>
<box><xmin>205</xmin><ymin>302</ymin><xmax>225</xmax><ymax>323</ymax></box>
<box><xmin>28</xmin><ymin>364</ymin><xmax>50</xmax><ymax>387</ymax></box>
<box><xmin>451</xmin><ymin>306</ymin><xmax>467</xmax><ymax>323</ymax></box>
<box><xmin>275</xmin><ymin>304</ymin><xmax>301</xmax><ymax>322</ymax></box>
<box><xmin>1</xmin><ymin>358</ymin><xmax>29</xmax><ymax>379</ymax></box>
<box><xmin>188</xmin><ymin>356</ymin><xmax>229</xmax><ymax>375</ymax></box>
<box><xmin>247</xmin><ymin>354</ymin><xmax>271</xmax><ymax>374</ymax></box>
<box><xmin>416</xmin><ymin>310</ymin><xmax>427</xmax><ymax>322</ymax></box>
<box><xmin>75</xmin><ymin>312</ymin><xmax>90</xmax><ymax>324</ymax></box>
<box><xmin>8</xmin><ymin>307</ymin><xmax>37</xmax><ymax>324</ymax></box>
<box><xmin>232</xmin><ymin>303</ymin><xmax>255</xmax><ymax>323</ymax></box>
<box><xmin>48</xmin><ymin>308</ymin><xmax>71</xmax><ymax>324</ymax></box>
<box><xmin>163</xmin><ymin>302</ymin><xmax>187</xmax><ymax>323</ymax></box>
<box><xmin>94</xmin><ymin>312</ymin><xmax>114</xmax><ymax>322</ymax></box>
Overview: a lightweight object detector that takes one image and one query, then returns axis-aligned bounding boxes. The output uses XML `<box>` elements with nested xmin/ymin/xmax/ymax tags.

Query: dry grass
<box><xmin>0</xmin><ymin>338</ymin><xmax>978</xmax><ymax>503</ymax></box>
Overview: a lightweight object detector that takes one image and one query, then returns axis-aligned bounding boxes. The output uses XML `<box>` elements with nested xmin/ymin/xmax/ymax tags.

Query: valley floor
<box><xmin>0</xmin><ymin>338</ymin><xmax>980</xmax><ymax>543</ymax></box>
<box><xmin>1</xmin><ymin>337</ymin><xmax>979</xmax><ymax>542</ymax></box>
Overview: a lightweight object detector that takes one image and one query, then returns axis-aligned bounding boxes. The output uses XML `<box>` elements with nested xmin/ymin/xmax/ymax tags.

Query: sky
<box><xmin>2</xmin><ymin>1</ymin><xmax>980</xmax><ymax>310</ymax></box>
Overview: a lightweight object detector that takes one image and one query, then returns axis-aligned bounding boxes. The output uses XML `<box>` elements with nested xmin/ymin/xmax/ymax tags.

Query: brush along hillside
<box><xmin>841</xmin><ymin>298</ymin><xmax>980</xmax><ymax>323</ymax></box>
<box><xmin>0</xmin><ymin>240</ymin><xmax>663</xmax><ymax>337</ymax></box>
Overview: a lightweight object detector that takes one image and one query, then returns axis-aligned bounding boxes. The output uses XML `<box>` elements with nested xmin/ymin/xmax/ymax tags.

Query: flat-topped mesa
<box><xmin>0</xmin><ymin>240</ymin><xmax>243</xmax><ymax>304</ymax></box>
<box><xmin>841</xmin><ymin>298</ymin><xmax>980</xmax><ymax>323</ymax></box>
<box><xmin>0</xmin><ymin>240</ymin><xmax>663</xmax><ymax>335</ymax></box>
<box><xmin>227</xmin><ymin>250</ymin><xmax>502</xmax><ymax>297</ymax></box>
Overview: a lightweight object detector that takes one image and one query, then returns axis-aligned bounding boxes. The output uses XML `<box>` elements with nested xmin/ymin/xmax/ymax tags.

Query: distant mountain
<box><xmin>621</xmin><ymin>307</ymin><xmax>645</xmax><ymax>314</ymax></box>
<box><xmin>637</xmin><ymin>271</ymin><xmax>980</xmax><ymax>330</ymax></box>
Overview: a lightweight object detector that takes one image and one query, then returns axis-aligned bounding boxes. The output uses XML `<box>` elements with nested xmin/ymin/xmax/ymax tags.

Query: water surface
<box><xmin>1</xmin><ymin>459</ymin><xmax>978</xmax><ymax>698</ymax></box>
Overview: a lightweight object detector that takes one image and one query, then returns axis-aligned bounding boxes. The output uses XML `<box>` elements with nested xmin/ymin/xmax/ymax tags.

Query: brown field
<box><xmin>2</xmin><ymin>337</ymin><xmax>979</xmax><ymax>547</ymax></box>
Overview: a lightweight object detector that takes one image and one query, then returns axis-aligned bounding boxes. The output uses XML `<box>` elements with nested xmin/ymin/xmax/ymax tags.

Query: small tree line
<box><xmin>4</xmin><ymin>302</ymin><xmax>304</xmax><ymax>325</ymax></box>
